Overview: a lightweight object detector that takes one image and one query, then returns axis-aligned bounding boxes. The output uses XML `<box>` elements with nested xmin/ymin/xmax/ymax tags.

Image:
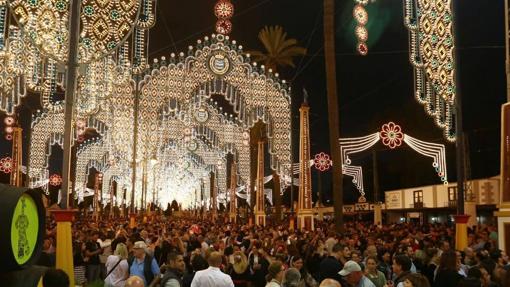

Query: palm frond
<box><xmin>249</xmin><ymin>25</ymin><xmax>307</xmax><ymax>72</ymax></box>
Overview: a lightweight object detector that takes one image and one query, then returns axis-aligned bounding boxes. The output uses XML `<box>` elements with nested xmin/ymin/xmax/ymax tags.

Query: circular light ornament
<box><xmin>313</xmin><ymin>152</ymin><xmax>332</xmax><ymax>172</ymax></box>
<box><xmin>9</xmin><ymin>0</ymin><xmax>142</xmax><ymax>64</ymax></box>
<box><xmin>357</xmin><ymin>43</ymin><xmax>368</xmax><ymax>56</ymax></box>
<box><xmin>214</xmin><ymin>0</ymin><xmax>234</xmax><ymax>19</ymax></box>
<box><xmin>5</xmin><ymin>126</ymin><xmax>13</xmax><ymax>134</ymax></box>
<box><xmin>0</xmin><ymin>157</ymin><xmax>13</xmax><ymax>173</ymax></box>
<box><xmin>353</xmin><ymin>5</ymin><xmax>368</xmax><ymax>25</ymax></box>
<box><xmin>49</xmin><ymin>174</ymin><xmax>62</xmax><ymax>186</ymax></box>
<box><xmin>355</xmin><ymin>26</ymin><xmax>368</xmax><ymax>42</ymax></box>
<box><xmin>4</xmin><ymin>116</ymin><xmax>15</xmax><ymax>126</ymax></box>
<box><xmin>215</xmin><ymin>19</ymin><xmax>232</xmax><ymax>35</ymax></box>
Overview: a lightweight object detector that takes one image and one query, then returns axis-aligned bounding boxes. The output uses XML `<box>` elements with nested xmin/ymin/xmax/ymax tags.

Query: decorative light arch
<box><xmin>339</xmin><ymin>122</ymin><xmax>449</xmax><ymax>197</ymax></box>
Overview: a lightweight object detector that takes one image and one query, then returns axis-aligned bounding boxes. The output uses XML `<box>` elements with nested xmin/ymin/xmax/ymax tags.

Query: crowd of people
<box><xmin>37</xmin><ymin>214</ymin><xmax>510</xmax><ymax>287</ymax></box>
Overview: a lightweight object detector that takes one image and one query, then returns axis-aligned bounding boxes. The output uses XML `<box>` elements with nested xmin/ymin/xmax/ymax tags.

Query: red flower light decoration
<box><xmin>49</xmin><ymin>174</ymin><xmax>63</xmax><ymax>186</ymax></box>
<box><xmin>314</xmin><ymin>152</ymin><xmax>332</xmax><ymax>171</ymax></box>
<box><xmin>380</xmin><ymin>122</ymin><xmax>404</xmax><ymax>149</ymax></box>
<box><xmin>0</xmin><ymin>157</ymin><xmax>13</xmax><ymax>173</ymax></box>
<box><xmin>214</xmin><ymin>0</ymin><xmax>234</xmax><ymax>19</ymax></box>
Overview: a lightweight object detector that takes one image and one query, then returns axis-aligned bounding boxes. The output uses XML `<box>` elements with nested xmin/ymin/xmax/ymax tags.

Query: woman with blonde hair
<box><xmin>105</xmin><ymin>243</ymin><xmax>130</xmax><ymax>287</ymax></box>
<box><xmin>228</xmin><ymin>250</ymin><xmax>251</xmax><ymax>287</ymax></box>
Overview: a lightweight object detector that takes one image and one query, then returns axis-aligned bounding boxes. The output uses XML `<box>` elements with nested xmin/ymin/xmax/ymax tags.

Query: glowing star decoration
<box><xmin>379</xmin><ymin>122</ymin><xmax>404</xmax><ymax>149</ymax></box>
<box><xmin>313</xmin><ymin>152</ymin><xmax>332</xmax><ymax>171</ymax></box>
<box><xmin>49</xmin><ymin>174</ymin><xmax>62</xmax><ymax>186</ymax></box>
<box><xmin>0</xmin><ymin>156</ymin><xmax>13</xmax><ymax>173</ymax></box>
<box><xmin>353</xmin><ymin>1</ymin><xmax>370</xmax><ymax>55</ymax></box>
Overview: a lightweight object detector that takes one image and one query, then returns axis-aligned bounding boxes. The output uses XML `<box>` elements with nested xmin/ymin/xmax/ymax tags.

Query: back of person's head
<box><xmin>266</xmin><ymin>261</ymin><xmax>283</xmax><ymax>282</ymax></box>
<box><xmin>42</xmin><ymin>269</ymin><xmax>69</xmax><ymax>287</ymax></box>
<box><xmin>125</xmin><ymin>275</ymin><xmax>145</xmax><ymax>287</ymax></box>
<box><xmin>332</xmin><ymin>243</ymin><xmax>344</xmax><ymax>254</ymax></box>
<box><xmin>115</xmin><ymin>242</ymin><xmax>129</xmax><ymax>260</ymax></box>
<box><xmin>283</xmin><ymin>267</ymin><xmax>301</xmax><ymax>287</ymax></box>
<box><xmin>439</xmin><ymin>250</ymin><xmax>458</xmax><ymax>271</ymax></box>
<box><xmin>319</xmin><ymin>278</ymin><xmax>342</xmax><ymax>287</ymax></box>
<box><xmin>394</xmin><ymin>254</ymin><xmax>412</xmax><ymax>272</ymax></box>
<box><xmin>467</xmin><ymin>266</ymin><xmax>482</xmax><ymax>279</ymax></box>
<box><xmin>405</xmin><ymin>273</ymin><xmax>431</xmax><ymax>287</ymax></box>
<box><xmin>191</xmin><ymin>254</ymin><xmax>208</xmax><ymax>271</ymax></box>
<box><xmin>207</xmin><ymin>251</ymin><xmax>223</xmax><ymax>267</ymax></box>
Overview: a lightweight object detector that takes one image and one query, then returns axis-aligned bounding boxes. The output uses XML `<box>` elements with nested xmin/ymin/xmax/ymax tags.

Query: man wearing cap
<box><xmin>339</xmin><ymin>261</ymin><xmax>375</xmax><ymax>287</ymax></box>
<box><xmin>128</xmin><ymin>241</ymin><xmax>160</xmax><ymax>286</ymax></box>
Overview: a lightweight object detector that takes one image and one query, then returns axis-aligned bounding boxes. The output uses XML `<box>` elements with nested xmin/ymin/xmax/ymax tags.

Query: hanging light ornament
<box><xmin>404</xmin><ymin>0</ymin><xmax>457</xmax><ymax>142</ymax></box>
<box><xmin>353</xmin><ymin>0</ymin><xmax>370</xmax><ymax>55</ymax></box>
<box><xmin>3</xmin><ymin>115</ymin><xmax>14</xmax><ymax>141</ymax></box>
<box><xmin>8</xmin><ymin>0</ymin><xmax>142</xmax><ymax>64</ymax></box>
<box><xmin>214</xmin><ymin>0</ymin><xmax>234</xmax><ymax>35</ymax></box>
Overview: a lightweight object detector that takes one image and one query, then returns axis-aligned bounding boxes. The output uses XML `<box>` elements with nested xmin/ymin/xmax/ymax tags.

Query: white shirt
<box><xmin>190</xmin><ymin>266</ymin><xmax>235</xmax><ymax>287</ymax></box>
<box><xmin>104</xmin><ymin>255</ymin><xmax>129</xmax><ymax>287</ymax></box>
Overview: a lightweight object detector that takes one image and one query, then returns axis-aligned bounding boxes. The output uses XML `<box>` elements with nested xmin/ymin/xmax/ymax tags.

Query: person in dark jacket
<box><xmin>319</xmin><ymin>243</ymin><xmax>347</xmax><ymax>283</ymax></box>
<box><xmin>158</xmin><ymin>252</ymin><xmax>186</xmax><ymax>287</ymax></box>
<box><xmin>433</xmin><ymin>250</ymin><xmax>463</xmax><ymax>287</ymax></box>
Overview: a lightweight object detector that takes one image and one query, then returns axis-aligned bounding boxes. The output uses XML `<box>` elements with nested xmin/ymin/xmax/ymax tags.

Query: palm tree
<box><xmin>247</xmin><ymin>25</ymin><xmax>306</xmax><ymax>72</ymax></box>
<box><xmin>324</xmin><ymin>0</ymin><xmax>344</xmax><ymax>232</ymax></box>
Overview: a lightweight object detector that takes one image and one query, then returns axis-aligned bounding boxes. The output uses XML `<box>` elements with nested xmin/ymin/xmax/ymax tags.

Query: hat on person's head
<box><xmin>338</xmin><ymin>260</ymin><xmax>362</xmax><ymax>276</ymax></box>
<box><xmin>133</xmin><ymin>241</ymin><xmax>147</xmax><ymax>250</ymax></box>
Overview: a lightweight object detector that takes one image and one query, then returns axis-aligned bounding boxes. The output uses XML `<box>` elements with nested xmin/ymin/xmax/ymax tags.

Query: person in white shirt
<box><xmin>191</xmin><ymin>251</ymin><xmax>234</xmax><ymax>287</ymax></box>
<box><xmin>105</xmin><ymin>243</ymin><xmax>130</xmax><ymax>287</ymax></box>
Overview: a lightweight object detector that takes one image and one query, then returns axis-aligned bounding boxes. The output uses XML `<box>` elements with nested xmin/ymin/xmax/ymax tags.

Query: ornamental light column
<box><xmin>297</xmin><ymin>99</ymin><xmax>314</xmax><ymax>230</ymax></box>
<box><xmin>255</xmin><ymin>141</ymin><xmax>266</xmax><ymax>226</ymax></box>
<box><xmin>229</xmin><ymin>162</ymin><xmax>237</xmax><ymax>223</ymax></box>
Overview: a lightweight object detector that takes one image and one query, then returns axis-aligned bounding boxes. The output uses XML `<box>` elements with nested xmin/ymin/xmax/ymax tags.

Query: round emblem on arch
<box><xmin>188</xmin><ymin>140</ymin><xmax>198</xmax><ymax>152</ymax></box>
<box><xmin>194</xmin><ymin>107</ymin><xmax>209</xmax><ymax>123</ymax></box>
<box><xmin>208</xmin><ymin>51</ymin><xmax>230</xmax><ymax>76</ymax></box>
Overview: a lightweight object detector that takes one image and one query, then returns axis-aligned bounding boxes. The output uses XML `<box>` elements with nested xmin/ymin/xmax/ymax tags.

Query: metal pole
<box><xmin>453</xmin><ymin>0</ymin><xmax>465</xmax><ymax>215</ymax></box>
<box><xmin>61</xmin><ymin>0</ymin><xmax>82</xmax><ymax>209</ymax></box>
<box><xmin>372</xmin><ymin>149</ymin><xmax>379</xmax><ymax>202</ymax></box>
<box><xmin>130</xmin><ymin>75</ymin><xmax>140</xmax><ymax>213</ymax></box>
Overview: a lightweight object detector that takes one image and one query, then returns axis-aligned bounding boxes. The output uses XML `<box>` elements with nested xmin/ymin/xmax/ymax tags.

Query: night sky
<box><xmin>0</xmin><ymin>0</ymin><xmax>507</xmax><ymax>205</ymax></box>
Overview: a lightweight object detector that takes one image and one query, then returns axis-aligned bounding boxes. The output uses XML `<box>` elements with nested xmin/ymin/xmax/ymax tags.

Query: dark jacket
<box><xmin>128</xmin><ymin>255</ymin><xmax>156</xmax><ymax>285</ymax></box>
<box><xmin>161</xmin><ymin>268</ymin><xmax>183</xmax><ymax>287</ymax></box>
<box><xmin>433</xmin><ymin>269</ymin><xmax>463</xmax><ymax>287</ymax></box>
